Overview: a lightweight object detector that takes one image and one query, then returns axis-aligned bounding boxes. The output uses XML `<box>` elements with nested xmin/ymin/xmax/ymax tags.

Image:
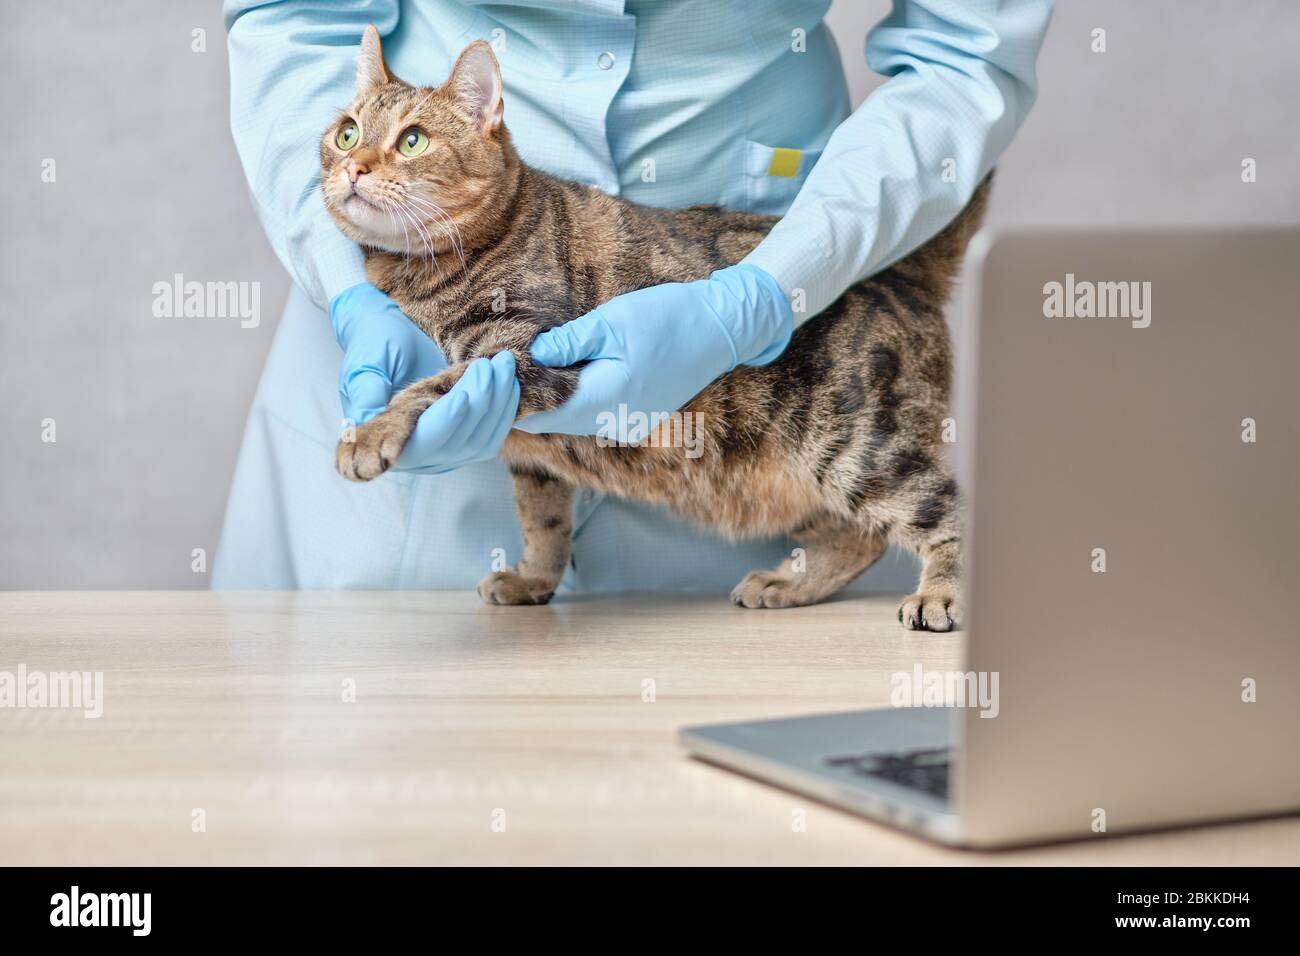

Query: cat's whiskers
<box><xmin>397</xmin><ymin>200</ymin><xmax>439</xmax><ymax>262</ymax></box>
<box><xmin>383</xmin><ymin>193</ymin><xmax>436</xmax><ymax>261</ymax></box>
<box><xmin>390</xmin><ymin>195</ymin><xmax>446</xmax><ymax>265</ymax></box>
<box><xmin>403</xmin><ymin>191</ymin><xmax>468</xmax><ymax>273</ymax></box>
<box><xmin>385</xmin><ymin>199</ymin><xmax>424</xmax><ymax>258</ymax></box>
<box><xmin>297</xmin><ymin>179</ymin><xmax>328</xmax><ymax>202</ymax></box>
<box><xmin>401</xmin><ymin>194</ymin><xmax>459</xmax><ymax>259</ymax></box>
<box><xmin>370</xmin><ymin>190</ymin><xmax>410</xmax><ymax>256</ymax></box>
<box><xmin>308</xmin><ymin>172</ymin><xmax>465</xmax><ymax>270</ymax></box>
<box><xmin>379</xmin><ymin>194</ymin><xmax>413</xmax><ymax>259</ymax></box>
<box><xmin>406</xmin><ymin>204</ymin><xmax>461</xmax><ymax>268</ymax></box>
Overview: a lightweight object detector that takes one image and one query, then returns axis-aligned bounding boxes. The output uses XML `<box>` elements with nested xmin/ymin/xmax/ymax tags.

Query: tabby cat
<box><xmin>322</xmin><ymin>29</ymin><xmax>989</xmax><ymax>630</ymax></box>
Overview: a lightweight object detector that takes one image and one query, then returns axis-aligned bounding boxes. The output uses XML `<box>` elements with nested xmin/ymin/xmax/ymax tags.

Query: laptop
<box><xmin>679</xmin><ymin>228</ymin><xmax>1300</xmax><ymax>848</ymax></box>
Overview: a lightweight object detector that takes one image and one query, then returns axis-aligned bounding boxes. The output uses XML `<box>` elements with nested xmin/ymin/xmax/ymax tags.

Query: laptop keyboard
<box><xmin>824</xmin><ymin>747</ymin><xmax>951</xmax><ymax>799</ymax></box>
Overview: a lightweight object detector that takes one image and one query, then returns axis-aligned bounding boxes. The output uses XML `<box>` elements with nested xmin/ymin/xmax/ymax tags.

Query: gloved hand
<box><xmin>330</xmin><ymin>282</ymin><xmax>519</xmax><ymax>475</ymax></box>
<box><xmin>516</xmin><ymin>264</ymin><xmax>793</xmax><ymax>439</ymax></box>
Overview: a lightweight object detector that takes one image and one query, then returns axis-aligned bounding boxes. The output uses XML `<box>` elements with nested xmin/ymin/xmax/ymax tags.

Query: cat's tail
<box><xmin>903</xmin><ymin>171</ymin><xmax>994</xmax><ymax>290</ymax></box>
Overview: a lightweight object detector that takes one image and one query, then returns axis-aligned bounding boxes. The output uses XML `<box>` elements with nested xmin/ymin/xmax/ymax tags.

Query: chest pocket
<box><xmin>744</xmin><ymin>140</ymin><xmax>823</xmax><ymax>216</ymax></box>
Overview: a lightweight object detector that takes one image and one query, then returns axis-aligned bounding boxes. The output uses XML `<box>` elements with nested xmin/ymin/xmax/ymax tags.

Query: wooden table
<box><xmin>2</xmin><ymin>591</ymin><xmax>1295</xmax><ymax>865</ymax></box>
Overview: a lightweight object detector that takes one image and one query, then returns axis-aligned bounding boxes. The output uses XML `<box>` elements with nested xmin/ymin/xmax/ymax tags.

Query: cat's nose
<box><xmin>345</xmin><ymin>159</ymin><xmax>370</xmax><ymax>184</ymax></box>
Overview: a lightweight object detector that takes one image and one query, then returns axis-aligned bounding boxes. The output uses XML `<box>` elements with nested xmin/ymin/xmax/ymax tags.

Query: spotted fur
<box><xmin>322</xmin><ymin>32</ymin><xmax>988</xmax><ymax>629</ymax></box>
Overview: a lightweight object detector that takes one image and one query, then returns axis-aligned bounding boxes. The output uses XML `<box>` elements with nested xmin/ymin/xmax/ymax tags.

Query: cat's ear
<box><xmin>356</xmin><ymin>25</ymin><xmax>391</xmax><ymax>96</ymax></box>
<box><xmin>447</xmin><ymin>41</ymin><xmax>504</xmax><ymax>136</ymax></box>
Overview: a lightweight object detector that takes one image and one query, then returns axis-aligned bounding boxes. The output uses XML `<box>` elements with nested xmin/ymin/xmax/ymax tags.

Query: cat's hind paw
<box><xmin>730</xmin><ymin>570</ymin><xmax>813</xmax><ymax>609</ymax></box>
<box><xmin>897</xmin><ymin>589</ymin><xmax>961</xmax><ymax>632</ymax></box>
<box><xmin>477</xmin><ymin>570</ymin><xmax>555</xmax><ymax>606</ymax></box>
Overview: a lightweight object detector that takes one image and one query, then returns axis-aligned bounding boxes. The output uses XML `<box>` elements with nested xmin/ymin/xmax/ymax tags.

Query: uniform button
<box><xmin>597</xmin><ymin>51</ymin><xmax>616</xmax><ymax>71</ymax></box>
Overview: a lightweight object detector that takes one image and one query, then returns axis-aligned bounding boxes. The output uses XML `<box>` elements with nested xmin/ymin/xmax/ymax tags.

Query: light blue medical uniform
<box><xmin>214</xmin><ymin>0</ymin><xmax>1052</xmax><ymax>590</ymax></box>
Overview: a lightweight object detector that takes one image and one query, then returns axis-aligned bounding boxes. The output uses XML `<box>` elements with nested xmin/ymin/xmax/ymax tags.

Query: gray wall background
<box><xmin>2</xmin><ymin>1</ymin><xmax>1297</xmax><ymax>588</ymax></box>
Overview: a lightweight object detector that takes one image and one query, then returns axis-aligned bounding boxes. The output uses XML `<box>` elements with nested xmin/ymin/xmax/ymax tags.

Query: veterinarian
<box><xmin>215</xmin><ymin>0</ymin><xmax>1052</xmax><ymax>589</ymax></box>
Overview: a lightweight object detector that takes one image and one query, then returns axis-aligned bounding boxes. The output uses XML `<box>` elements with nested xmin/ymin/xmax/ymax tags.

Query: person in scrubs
<box><xmin>215</xmin><ymin>0</ymin><xmax>1052</xmax><ymax>590</ymax></box>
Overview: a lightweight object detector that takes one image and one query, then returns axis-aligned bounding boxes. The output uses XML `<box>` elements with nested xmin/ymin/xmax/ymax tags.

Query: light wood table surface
<box><xmin>1</xmin><ymin>591</ymin><xmax>1295</xmax><ymax>866</ymax></box>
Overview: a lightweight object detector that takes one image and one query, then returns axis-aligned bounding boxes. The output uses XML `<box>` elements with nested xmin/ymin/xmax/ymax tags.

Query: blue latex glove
<box><xmin>517</xmin><ymin>264</ymin><xmax>792</xmax><ymax>438</ymax></box>
<box><xmin>329</xmin><ymin>282</ymin><xmax>519</xmax><ymax>475</ymax></box>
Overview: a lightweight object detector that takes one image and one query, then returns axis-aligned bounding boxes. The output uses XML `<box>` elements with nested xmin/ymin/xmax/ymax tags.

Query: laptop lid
<box><xmin>951</xmin><ymin>229</ymin><xmax>1300</xmax><ymax>847</ymax></box>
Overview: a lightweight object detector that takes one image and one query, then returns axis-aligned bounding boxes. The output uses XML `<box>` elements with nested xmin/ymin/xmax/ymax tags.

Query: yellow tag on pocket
<box><xmin>766</xmin><ymin>148</ymin><xmax>802</xmax><ymax>178</ymax></box>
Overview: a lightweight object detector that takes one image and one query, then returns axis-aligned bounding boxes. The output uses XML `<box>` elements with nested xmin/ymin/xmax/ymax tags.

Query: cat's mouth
<box><xmin>333</xmin><ymin>188</ymin><xmax>391</xmax><ymax>240</ymax></box>
<box><xmin>343</xmin><ymin>183</ymin><xmax>382</xmax><ymax>211</ymax></box>
<box><xmin>344</xmin><ymin>192</ymin><xmax>379</xmax><ymax>210</ymax></box>
<box><xmin>339</xmin><ymin>187</ymin><xmax>392</xmax><ymax>232</ymax></box>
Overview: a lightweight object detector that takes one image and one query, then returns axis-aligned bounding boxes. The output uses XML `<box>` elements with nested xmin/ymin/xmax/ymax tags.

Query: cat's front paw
<box><xmin>477</xmin><ymin>570</ymin><xmax>555</xmax><ymax>606</ymax></box>
<box><xmin>897</xmin><ymin>588</ymin><xmax>961</xmax><ymax>632</ymax></box>
<box><xmin>335</xmin><ymin>418</ymin><xmax>409</xmax><ymax>482</ymax></box>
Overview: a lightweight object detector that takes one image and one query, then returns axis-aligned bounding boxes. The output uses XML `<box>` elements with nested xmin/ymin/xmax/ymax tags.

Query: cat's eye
<box><xmin>336</xmin><ymin>122</ymin><xmax>359</xmax><ymax>151</ymax></box>
<box><xmin>398</xmin><ymin>127</ymin><xmax>430</xmax><ymax>157</ymax></box>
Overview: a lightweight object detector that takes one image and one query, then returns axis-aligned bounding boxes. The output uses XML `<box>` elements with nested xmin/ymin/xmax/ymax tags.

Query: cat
<box><xmin>321</xmin><ymin>29</ymin><xmax>989</xmax><ymax>630</ymax></box>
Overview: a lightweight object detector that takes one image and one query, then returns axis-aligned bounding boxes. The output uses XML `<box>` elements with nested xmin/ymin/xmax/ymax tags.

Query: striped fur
<box><xmin>321</xmin><ymin>34</ymin><xmax>987</xmax><ymax>629</ymax></box>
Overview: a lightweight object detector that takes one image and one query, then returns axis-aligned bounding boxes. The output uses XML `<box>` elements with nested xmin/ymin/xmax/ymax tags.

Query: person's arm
<box><xmin>224</xmin><ymin>0</ymin><xmax>396</xmax><ymax>305</ymax></box>
<box><xmin>521</xmin><ymin>0</ymin><xmax>1053</xmax><ymax>436</ymax></box>
<box><xmin>743</xmin><ymin>0</ymin><xmax>1054</xmax><ymax>323</ymax></box>
<box><xmin>225</xmin><ymin>2</ymin><xmax>519</xmax><ymax>472</ymax></box>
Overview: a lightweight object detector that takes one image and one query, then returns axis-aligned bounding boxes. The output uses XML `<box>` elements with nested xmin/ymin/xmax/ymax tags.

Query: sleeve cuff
<box><xmin>741</xmin><ymin>224</ymin><xmax>842</xmax><ymax>329</ymax></box>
